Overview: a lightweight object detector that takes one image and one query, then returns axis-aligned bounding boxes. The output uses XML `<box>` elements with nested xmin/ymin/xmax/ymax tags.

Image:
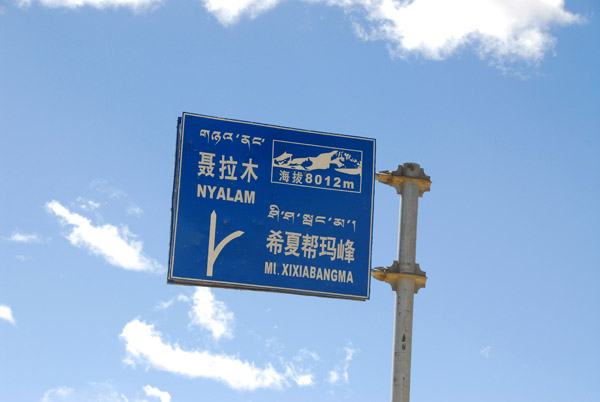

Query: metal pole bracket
<box><xmin>375</xmin><ymin>163</ymin><xmax>431</xmax><ymax>196</ymax></box>
<box><xmin>371</xmin><ymin>261</ymin><xmax>427</xmax><ymax>294</ymax></box>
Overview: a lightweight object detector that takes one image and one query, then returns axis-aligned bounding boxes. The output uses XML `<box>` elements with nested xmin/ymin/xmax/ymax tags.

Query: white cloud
<box><xmin>127</xmin><ymin>204</ymin><xmax>144</xmax><ymax>217</ymax></box>
<box><xmin>143</xmin><ymin>385</ymin><xmax>171</xmax><ymax>402</ymax></box>
<box><xmin>154</xmin><ymin>294</ymin><xmax>188</xmax><ymax>311</ymax></box>
<box><xmin>293</xmin><ymin>373</ymin><xmax>313</xmax><ymax>386</ymax></box>
<box><xmin>120</xmin><ymin>319</ymin><xmax>287</xmax><ymax>391</ymax></box>
<box><xmin>327</xmin><ymin>342</ymin><xmax>357</xmax><ymax>384</ymax></box>
<box><xmin>41</xmin><ymin>383</ymin><xmax>129</xmax><ymax>402</ymax></box>
<box><xmin>293</xmin><ymin>347</ymin><xmax>320</xmax><ymax>362</ymax></box>
<box><xmin>284</xmin><ymin>364</ymin><xmax>314</xmax><ymax>386</ymax></box>
<box><xmin>189</xmin><ymin>288</ymin><xmax>234</xmax><ymax>340</ymax></box>
<box><xmin>278</xmin><ymin>348</ymin><xmax>320</xmax><ymax>387</ymax></box>
<box><xmin>154</xmin><ymin>299</ymin><xmax>174</xmax><ymax>310</ymax></box>
<box><xmin>6</xmin><ymin>231</ymin><xmax>42</xmax><ymax>243</ymax></box>
<box><xmin>264</xmin><ymin>336</ymin><xmax>285</xmax><ymax>356</ymax></box>
<box><xmin>19</xmin><ymin>0</ymin><xmax>162</xmax><ymax>11</ymax></box>
<box><xmin>200</xmin><ymin>0</ymin><xmax>284</xmax><ymax>25</ymax></box>
<box><xmin>325</xmin><ymin>0</ymin><xmax>581</xmax><ymax>64</ymax></box>
<box><xmin>480</xmin><ymin>345</ymin><xmax>491</xmax><ymax>358</ymax></box>
<box><xmin>14</xmin><ymin>0</ymin><xmax>581</xmax><ymax>64</ymax></box>
<box><xmin>177</xmin><ymin>294</ymin><xmax>190</xmax><ymax>302</ymax></box>
<box><xmin>198</xmin><ymin>0</ymin><xmax>579</xmax><ymax>64</ymax></box>
<box><xmin>285</xmin><ymin>348</ymin><xmax>319</xmax><ymax>386</ymax></box>
<box><xmin>125</xmin><ymin>291</ymin><xmax>317</xmax><ymax>391</ymax></box>
<box><xmin>76</xmin><ymin>197</ymin><xmax>101</xmax><ymax>212</ymax></box>
<box><xmin>0</xmin><ymin>304</ymin><xmax>16</xmax><ymax>325</ymax></box>
<box><xmin>154</xmin><ymin>289</ymin><xmax>234</xmax><ymax>339</ymax></box>
<box><xmin>41</xmin><ymin>386</ymin><xmax>74</xmax><ymax>402</ymax></box>
<box><xmin>153</xmin><ymin>293</ymin><xmax>193</xmax><ymax>310</ymax></box>
<box><xmin>46</xmin><ymin>200</ymin><xmax>163</xmax><ymax>273</ymax></box>
<box><xmin>91</xmin><ymin>180</ymin><xmax>127</xmax><ymax>199</ymax></box>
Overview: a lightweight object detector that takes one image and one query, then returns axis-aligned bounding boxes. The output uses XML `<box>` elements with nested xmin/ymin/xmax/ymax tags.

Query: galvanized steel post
<box><xmin>372</xmin><ymin>163</ymin><xmax>430</xmax><ymax>402</ymax></box>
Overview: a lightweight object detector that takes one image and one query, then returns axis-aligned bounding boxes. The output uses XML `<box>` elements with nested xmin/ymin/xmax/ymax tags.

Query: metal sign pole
<box><xmin>372</xmin><ymin>163</ymin><xmax>431</xmax><ymax>402</ymax></box>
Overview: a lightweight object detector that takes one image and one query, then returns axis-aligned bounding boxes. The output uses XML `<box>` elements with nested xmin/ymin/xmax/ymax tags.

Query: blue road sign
<box><xmin>168</xmin><ymin>113</ymin><xmax>376</xmax><ymax>300</ymax></box>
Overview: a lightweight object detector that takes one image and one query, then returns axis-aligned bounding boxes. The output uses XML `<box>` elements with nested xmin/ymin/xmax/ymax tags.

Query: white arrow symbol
<box><xmin>206</xmin><ymin>210</ymin><xmax>244</xmax><ymax>277</ymax></box>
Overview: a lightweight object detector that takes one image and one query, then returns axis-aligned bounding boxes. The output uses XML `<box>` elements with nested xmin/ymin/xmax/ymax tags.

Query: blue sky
<box><xmin>1</xmin><ymin>0</ymin><xmax>599</xmax><ymax>401</ymax></box>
